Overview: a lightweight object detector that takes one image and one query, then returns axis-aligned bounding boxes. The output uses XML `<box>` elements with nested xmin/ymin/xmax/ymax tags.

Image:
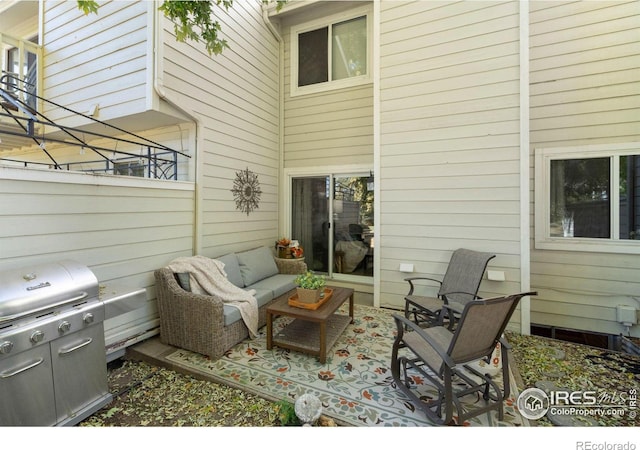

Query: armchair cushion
<box><xmin>237</xmin><ymin>247</ymin><xmax>279</xmax><ymax>286</ymax></box>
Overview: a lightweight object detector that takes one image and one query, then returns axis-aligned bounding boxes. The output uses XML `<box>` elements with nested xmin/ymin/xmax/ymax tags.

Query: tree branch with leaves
<box><xmin>77</xmin><ymin>0</ymin><xmax>285</xmax><ymax>56</ymax></box>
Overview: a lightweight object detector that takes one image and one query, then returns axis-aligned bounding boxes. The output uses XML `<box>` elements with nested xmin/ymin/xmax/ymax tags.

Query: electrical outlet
<box><xmin>487</xmin><ymin>270</ymin><xmax>505</xmax><ymax>281</ymax></box>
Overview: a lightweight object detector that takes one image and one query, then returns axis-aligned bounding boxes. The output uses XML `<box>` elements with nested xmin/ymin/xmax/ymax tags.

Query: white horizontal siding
<box><xmin>42</xmin><ymin>0</ymin><xmax>149</xmax><ymax>126</ymax></box>
<box><xmin>281</xmin><ymin>5</ymin><xmax>374</xmax><ymax>169</ymax></box>
<box><xmin>379</xmin><ymin>1</ymin><xmax>522</xmax><ymax>317</ymax></box>
<box><xmin>530</xmin><ymin>0</ymin><xmax>640</xmax><ymax>337</ymax></box>
<box><xmin>159</xmin><ymin>0</ymin><xmax>281</xmax><ymax>256</ymax></box>
<box><xmin>0</xmin><ymin>166</ymin><xmax>195</xmax><ymax>349</ymax></box>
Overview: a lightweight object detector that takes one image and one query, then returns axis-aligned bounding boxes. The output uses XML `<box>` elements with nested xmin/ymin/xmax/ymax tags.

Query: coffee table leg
<box><xmin>266</xmin><ymin>311</ymin><xmax>273</xmax><ymax>350</ymax></box>
<box><xmin>319</xmin><ymin>321</ymin><xmax>326</xmax><ymax>364</ymax></box>
<box><xmin>349</xmin><ymin>292</ymin><xmax>354</xmax><ymax>323</ymax></box>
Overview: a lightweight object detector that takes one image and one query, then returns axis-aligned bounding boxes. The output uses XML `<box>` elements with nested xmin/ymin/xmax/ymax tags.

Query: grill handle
<box><xmin>0</xmin><ymin>358</ymin><xmax>44</xmax><ymax>378</ymax></box>
<box><xmin>0</xmin><ymin>291</ymin><xmax>89</xmax><ymax>323</ymax></box>
<box><xmin>58</xmin><ymin>338</ymin><xmax>93</xmax><ymax>355</ymax></box>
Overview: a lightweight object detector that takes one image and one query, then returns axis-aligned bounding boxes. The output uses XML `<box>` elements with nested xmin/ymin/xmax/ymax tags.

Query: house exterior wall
<box><xmin>158</xmin><ymin>0</ymin><xmax>281</xmax><ymax>256</ymax></box>
<box><xmin>279</xmin><ymin>3</ymin><xmax>374</xmax><ymax>169</ymax></box>
<box><xmin>0</xmin><ymin>0</ymin><xmax>281</xmax><ymax>352</ymax></box>
<box><xmin>529</xmin><ymin>1</ymin><xmax>640</xmax><ymax>337</ymax></box>
<box><xmin>2</xmin><ymin>0</ymin><xmax>639</xmax><ymax>346</ymax></box>
<box><xmin>0</xmin><ymin>166</ymin><xmax>195</xmax><ymax>353</ymax></box>
<box><xmin>42</xmin><ymin>0</ymin><xmax>149</xmax><ymax>126</ymax></box>
<box><xmin>378</xmin><ymin>1</ymin><xmax>524</xmax><ymax>326</ymax></box>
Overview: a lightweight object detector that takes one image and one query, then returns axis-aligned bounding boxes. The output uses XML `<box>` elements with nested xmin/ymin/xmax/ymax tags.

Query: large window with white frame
<box><xmin>290</xmin><ymin>6</ymin><xmax>372</xmax><ymax>97</ymax></box>
<box><xmin>535</xmin><ymin>143</ymin><xmax>640</xmax><ymax>253</ymax></box>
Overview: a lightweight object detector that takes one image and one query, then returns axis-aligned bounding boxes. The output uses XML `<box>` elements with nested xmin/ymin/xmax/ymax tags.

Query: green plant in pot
<box><xmin>294</xmin><ymin>271</ymin><xmax>326</xmax><ymax>304</ymax></box>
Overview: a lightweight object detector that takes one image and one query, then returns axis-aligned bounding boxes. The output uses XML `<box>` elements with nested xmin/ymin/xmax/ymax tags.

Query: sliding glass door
<box><xmin>291</xmin><ymin>173</ymin><xmax>374</xmax><ymax>278</ymax></box>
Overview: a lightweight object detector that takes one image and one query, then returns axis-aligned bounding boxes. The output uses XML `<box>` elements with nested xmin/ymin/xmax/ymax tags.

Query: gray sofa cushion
<box><xmin>216</xmin><ymin>253</ymin><xmax>245</xmax><ymax>288</ymax></box>
<box><xmin>237</xmin><ymin>247</ymin><xmax>279</xmax><ymax>286</ymax></box>
<box><xmin>250</xmin><ymin>274</ymin><xmax>297</xmax><ymax>298</ymax></box>
<box><xmin>174</xmin><ymin>272</ymin><xmax>191</xmax><ymax>291</ymax></box>
<box><xmin>223</xmin><ymin>288</ymin><xmax>274</xmax><ymax>326</ymax></box>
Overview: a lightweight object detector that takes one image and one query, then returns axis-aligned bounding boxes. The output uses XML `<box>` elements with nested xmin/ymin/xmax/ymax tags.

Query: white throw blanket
<box><xmin>168</xmin><ymin>255</ymin><xmax>258</xmax><ymax>339</ymax></box>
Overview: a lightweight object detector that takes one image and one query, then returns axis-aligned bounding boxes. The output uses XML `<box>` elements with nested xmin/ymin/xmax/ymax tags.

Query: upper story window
<box><xmin>535</xmin><ymin>143</ymin><xmax>640</xmax><ymax>254</ymax></box>
<box><xmin>291</xmin><ymin>6</ymin><xmax>371</xmax><ymax>96</ymax></box>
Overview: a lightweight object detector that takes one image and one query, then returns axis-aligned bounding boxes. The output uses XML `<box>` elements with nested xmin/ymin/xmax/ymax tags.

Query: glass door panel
<box><xmin>291</xmin><ymin>173</ymin><xmax>374</xmax><ymax>278</ymax></box>
<box><xmin>333</xmin><ymin>175</ymin><xmax>374</xmax><ymax>277</ymax></box>
<box><xmin>291</xmin><ymin>177</ymin><xmax>330</xmax><ymax>273</ymax></box>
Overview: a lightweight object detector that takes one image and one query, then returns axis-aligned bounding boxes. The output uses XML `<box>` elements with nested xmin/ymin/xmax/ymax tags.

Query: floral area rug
<box><xmin>165</xmin><ymin>305</ymin><xmax>525</xmax><ymax>427</ymax></box>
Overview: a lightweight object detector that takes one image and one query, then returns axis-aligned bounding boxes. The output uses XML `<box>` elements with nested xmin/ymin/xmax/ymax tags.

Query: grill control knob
<box><xmin>83</xmin><ymin>313</ymin><xmax>94</xmax><ymax>324</ymax></box>
<box><xmin>58</xmin><ymin>321</ymin><xmax>71</xmax><ymax>334</ymax></box>
<box><xmin>0</xmin><ymin>341</ymin><xmax>13</xmax><ymax>354</ymax></box>
<box><xmin>30</xmin><ymin>330</ymin><xmax>45</xmax><ymax>344</ymax></box>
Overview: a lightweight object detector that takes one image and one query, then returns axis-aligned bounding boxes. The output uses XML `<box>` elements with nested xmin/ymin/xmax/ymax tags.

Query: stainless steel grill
<box><xmin>0</xmin><ymin>260</ymin><xmax>145</xmax><ymax>426</ymax></box>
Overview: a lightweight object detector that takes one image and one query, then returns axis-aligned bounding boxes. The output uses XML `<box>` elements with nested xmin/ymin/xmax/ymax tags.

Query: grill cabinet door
<box><xmin>50</xmin><ymin>323</ymin><xmax>109</xmax><ymax>424</ymax></box>
<box><xmin>0</xmin><ymin>344</ymin><xmax>56</xmax><ymax>426</ymax></box>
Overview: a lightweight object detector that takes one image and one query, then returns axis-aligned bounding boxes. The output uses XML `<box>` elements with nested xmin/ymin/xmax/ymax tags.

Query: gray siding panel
<box><xmin>530</xmin><ymin>1</ymin><xmax>640</xmax><ymax>336</ymax></box>
<box><xmin>159</xmin><ymin>1</ymin><xmax>281</xmax><ymax>256</ymax></box>
<box><xmin>0</xmin><ymin>168</ymin><xmax>195</xmax><ymax>350</ymax></box>
<box><xmin>42</xmin><ymin>1</ymin><xmax>149</xmax><ymax>125</ymax></box>
<box><xmin>379</xmin><ymin>1</ymin><xmax>522</xmax><ymax>320</ymax></box>
<box><xmin>281</xmin><ymin>7</ymin><xmax>374</xmax><ymax>169</ymax></box>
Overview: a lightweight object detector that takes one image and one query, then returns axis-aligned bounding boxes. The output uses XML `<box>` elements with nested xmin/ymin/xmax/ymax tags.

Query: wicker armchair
<box><xmin>154</xmin><ymin>256</ymin><xmax>306</xmax><ymax>359</ymax></box>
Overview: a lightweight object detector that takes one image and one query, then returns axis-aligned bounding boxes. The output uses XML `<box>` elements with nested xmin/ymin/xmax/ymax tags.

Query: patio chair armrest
<box><xmin>499</xmin><ymin>336</ymin><xmax>511</xmax><ymax>350</ymax></box>
<box><xmin>440</xmin><ymin>291</ymin><xmax>480</xmax><ymax>304</ymax></box>
<box><xmin>403</xmin><ymin>276</ymin><xmax>443</xmax><ymax>296</ymax></box>
<box><xmin>392</xmin><ymin>313</ymin><xmax>455</xmax><ymax>368</ymax></box>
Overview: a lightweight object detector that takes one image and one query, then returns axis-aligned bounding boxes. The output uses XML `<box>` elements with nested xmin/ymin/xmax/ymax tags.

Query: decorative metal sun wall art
<box><xmin>231</xmin><ymin>167</ymin><xmax>262</xmax><ymax>216</ymax></box>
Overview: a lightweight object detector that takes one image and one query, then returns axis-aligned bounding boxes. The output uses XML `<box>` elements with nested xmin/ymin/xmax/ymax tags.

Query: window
<box><xmin>4</xmin><ymin>35</ymin><xmax>38</xmax><ymax>109</ymax></box>
<box><xmin>535</xmin><ymin>143</ymin><xmax>640</xmax><ymax>253</ymax></box>
<box><xmin>290</xmin><ymin>173</ymin><xmax>374</xmax><ymax>279</ymax></box>
<box><xmin>291</xmin><ymin>7</ymin><xmax>371</xmax><ymax>96</ymax></box>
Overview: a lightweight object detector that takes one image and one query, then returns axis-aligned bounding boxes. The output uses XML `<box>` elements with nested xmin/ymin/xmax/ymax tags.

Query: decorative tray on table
<box><xmin>288</xmin><ymin>288</ymin><xmax>333</xmax><ymax>310</ymax></box>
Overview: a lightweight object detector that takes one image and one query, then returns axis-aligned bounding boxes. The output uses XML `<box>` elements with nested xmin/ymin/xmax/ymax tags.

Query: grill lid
<box><xmin>0</xmin><ymin>260</ymin><xmax>99</xmax><ymax>323</ymax></box>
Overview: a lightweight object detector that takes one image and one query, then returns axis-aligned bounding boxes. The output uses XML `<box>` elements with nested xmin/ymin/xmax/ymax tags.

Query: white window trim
<box><xmin>534</xmin><ymin>142</ymin><xmax>640</xmax><ymax>254</ymax></box>
<box><xmin>290</xmin><ymin>5</ymin><xmax>372</xmax><ymax>97</ymax></box>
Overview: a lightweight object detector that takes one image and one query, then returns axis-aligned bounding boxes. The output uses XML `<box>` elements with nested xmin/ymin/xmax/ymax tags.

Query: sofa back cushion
<box><xmin>216</xmin><ymin>253</ymin><xmax>245</xmax><ymax>288</ymax></box>
<box><xmin>237</xmin><ymin>247</ymin><xmax>279</xmax><ymax>286</ymax></box>
<box><xmin>174</xmin><ymin>272</ymin><xmax>191</xmax><ymax>291</ymax></box>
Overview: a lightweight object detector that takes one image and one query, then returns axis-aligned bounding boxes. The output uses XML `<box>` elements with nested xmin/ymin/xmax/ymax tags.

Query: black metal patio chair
<box><xmin>404</xmin><ymin>248</ymin><xmax>495</xmax><ymax>328</ymax></box>
<box><xmin>391</xmin><ymin>291</ymin><xmax>536</xmax><ymax>425</ymax></box>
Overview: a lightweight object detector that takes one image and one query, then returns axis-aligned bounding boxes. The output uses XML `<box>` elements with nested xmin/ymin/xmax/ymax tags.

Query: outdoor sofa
<box><xmin>154</xmin><ymin>246</ymin><xmax>307</xmax><ymax>359</ymax></box>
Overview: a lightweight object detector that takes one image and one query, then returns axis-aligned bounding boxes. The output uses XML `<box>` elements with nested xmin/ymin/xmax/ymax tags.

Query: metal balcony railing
<box><xmin>0</xmin><ymin>34</ymin><xmax>190</xmax><ymax>180</ymax></box>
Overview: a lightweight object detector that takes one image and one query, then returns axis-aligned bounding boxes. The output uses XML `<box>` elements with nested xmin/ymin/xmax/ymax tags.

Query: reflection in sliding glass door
<box><xmin>291</xmin><ymin>174</ymin><xmax>374</xmax><ymax>278</ymax></box>
<box><xmin>291</xmin><ymin>177</ymin><xmax>330</xmax><ymax>272</ymax></box>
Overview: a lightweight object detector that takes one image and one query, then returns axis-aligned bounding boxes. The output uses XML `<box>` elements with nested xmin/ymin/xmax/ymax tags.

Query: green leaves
<box><xmin>76</xmin><ymin>0</ymin><xmax>99</xmax><ymax>15</ymax></box>
<box><xmin>77</xmin><ymin>0</ymin><xmax>288</xmax><ymax>56</ymax></box>
<box><xmin>158</xmin><ymin>0</ymin><xmax>232</xmax><ymax>56</ymax></box>
<box><xmin>294</xmin><ymin>271</ymin><xmax>326</xmax><ymax>290</ymax></box>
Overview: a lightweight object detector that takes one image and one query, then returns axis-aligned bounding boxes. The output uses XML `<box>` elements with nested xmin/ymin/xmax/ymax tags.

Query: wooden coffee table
<box><xmin>266</xmin><ymin>286</ymin><xmax>354</xmax><ymax>363</ymax></box>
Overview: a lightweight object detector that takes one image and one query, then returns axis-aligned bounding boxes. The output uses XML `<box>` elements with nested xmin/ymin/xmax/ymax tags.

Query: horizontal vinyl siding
<box><xmin>379</xmin><ymin>1</ymin><xmax>522</xmax><ymax>321</ymax></box>
<box><xmin>42</xmin><ymin>0</ymin><xmax>149</xmax><ymax>126</ymax></box>
<box><xmin>0</xmin><ymin>167</ymin><xmax>195</xmax><ymax>349</ymax></box>
<box><xmin>529</xmin><ymin>1</ymin><xmax>640</xmax><ymax>337</ymax></box>
<box><xmin>160</xmin><ymin>0</ymin><xmax>281</xmax><ymax>257</ymax></box>
<box><xmin>281</xmin><ymin>6</ymin><xmax>374</xmax><ymax>168</ymax></box>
